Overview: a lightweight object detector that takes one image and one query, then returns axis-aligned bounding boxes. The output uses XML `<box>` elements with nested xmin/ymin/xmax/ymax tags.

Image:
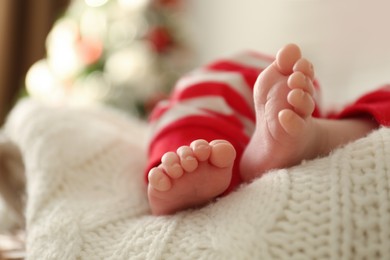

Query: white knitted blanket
<box><xmin>4</xmin><ymin>99</ymin><xmax>390</xmax><ymax>260</ymax></box>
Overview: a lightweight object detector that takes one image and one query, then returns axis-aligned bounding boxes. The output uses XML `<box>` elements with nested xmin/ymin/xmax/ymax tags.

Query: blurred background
<box><xmin>1</xmin><ymin>1</ymin><xmax>390</xmax><ymax>257</ymax></box>
<box><xmin>187</xmin><ymin>0</ymin><xmax>390</xmax><ymax>112</ymax></box>
<box><xmin>1</xmin><ymin>0</ymin><xmax>390</xmax><ymax>126</ymax></box>
<box><xmin>0</xmin><ymin>0</ymin><xmax>69</xmax><ymax>126</ymax></box>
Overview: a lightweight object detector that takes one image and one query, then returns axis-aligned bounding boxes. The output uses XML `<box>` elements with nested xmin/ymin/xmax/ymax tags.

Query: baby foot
<box><xmin>240</xmin><ymin>43</ymin><xmax>324</xmax><ymax>181</ymax></box>
<box><xmin>148</xmin><ymin>139</ymin><xmax>236</xmax><ymax>215</ymax></box>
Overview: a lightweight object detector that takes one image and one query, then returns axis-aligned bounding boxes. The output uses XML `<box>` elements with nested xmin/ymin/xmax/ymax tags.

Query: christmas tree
<box><xmin>25</xmin><ymin>0</ymin><xmax>192</xmax><ymax>118</ymax></box>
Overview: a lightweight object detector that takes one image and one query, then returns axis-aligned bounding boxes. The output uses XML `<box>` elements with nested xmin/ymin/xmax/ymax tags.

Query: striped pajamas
<box><xmin>146</xmin><ymin>51</ymin><xmax>390</xmax><ymax>192</ymax></box>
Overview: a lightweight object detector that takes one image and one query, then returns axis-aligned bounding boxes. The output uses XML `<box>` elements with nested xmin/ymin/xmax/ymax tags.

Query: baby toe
<box><xmin>275</xmin><ymin>43</ymin><xmax>302</xmax><ymax>75</ymax></box>
<box><xmin>148</xmin><ymin>167</ymin><xmax>172</xmax><ymax>192</ymax></box>
<box><xmin>161</xmin><ymin>152</ymin><xmax>184</xmax><ymax>178</ymax></box>
<box><xmin>177</xmin><ymin>146</ymin><xmax>198</xmax><ymax>172</ymax></box>
<box><xmin>190</xmin><ymin>139</ymin><xmax>211</xmax><ymax>161</ymax></box>
<box><xmin>209</xmin><ymin>140</ymin><xmax>236</xmax><ymax>168</ymax></box>
<box><xmin>287</xmin><ymin>88</ymin><xmax>315</xmax><ymax>117</ymax></box>
<box><xmin>293</xmin><ymin>58</ymin><xmax>315</xmax><ymax>80</ymax></box>
<box><xmin>287</xmin><ymin>71</ymin><xmax>315</xmax><ymax>95</ymax></box>
<box><xmin>278</xmin><ymin>109</ymin><xmax>306</xmax><ymax>137</ymax></box>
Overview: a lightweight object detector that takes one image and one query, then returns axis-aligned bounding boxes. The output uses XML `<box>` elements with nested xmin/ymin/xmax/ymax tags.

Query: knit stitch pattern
<box><xmin>4</xmin><ymin>99</ymin><xmax>390</xmax><ymax>260</ymax></box>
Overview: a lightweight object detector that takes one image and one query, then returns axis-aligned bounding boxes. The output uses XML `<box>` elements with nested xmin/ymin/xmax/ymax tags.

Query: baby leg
<box><xmin>240</xmin><ymin>44</ymin><xmax>321</xmax><ymax>181</ymax></box>
<box><xmin>240</xmin><ymin>43</ymin><xmax>378</xmax><ymax>182</ymax></box>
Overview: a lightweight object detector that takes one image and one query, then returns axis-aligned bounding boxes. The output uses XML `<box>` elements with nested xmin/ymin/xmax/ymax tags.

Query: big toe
<box><xmin>275</xmin><ymin>43</ymin><xmax>302</xmax><ymax>75</ymax></box>
<box><xmin>209</xmin><ymin>140</ymin><xmax>236</xmax><ymax>168</ymax></box>
<box><xmin>278</xmin><ymin>109</ymin><xmax>306</xmax><ymax>137</ymax></box>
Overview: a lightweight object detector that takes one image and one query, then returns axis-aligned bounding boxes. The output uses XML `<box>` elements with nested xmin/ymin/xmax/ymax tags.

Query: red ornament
<box><xmin>154</xmin><ymin>0</ymin><xmax>182</xmax><ymax>8</ymax></box>
<box><xmin>76</xmin><ymin>37</ymin><xmax>103</xmax><ymax>65</ymax></box>
<box><xmin>148</xmin><ymin>26</ymin><xmax>172</xmax><ymax>53</ymax></box>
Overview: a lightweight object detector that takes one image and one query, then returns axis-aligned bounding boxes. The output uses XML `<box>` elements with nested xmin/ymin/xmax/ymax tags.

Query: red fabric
<box><xmin>171</xmin><ymin>81</ymin><xmax>255</xmax><ymax>121</ymax></box>
<box><xmin>329</xmin><ymin>86</ymin><xmax>390</xmax><ymax>126</ymax></box>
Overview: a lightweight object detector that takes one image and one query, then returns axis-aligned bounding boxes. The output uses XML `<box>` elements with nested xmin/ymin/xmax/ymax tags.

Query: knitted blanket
<box><xmin>4</xmin><ymin>99</ymin><xmax>390</xmax><ymax>259</ymax></box>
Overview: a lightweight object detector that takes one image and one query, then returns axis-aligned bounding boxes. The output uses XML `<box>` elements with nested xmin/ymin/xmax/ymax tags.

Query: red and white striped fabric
<box><xmin>146</xmin><ymin>51</ymin><xmax>390</xmax><ymax>192</ymax></box>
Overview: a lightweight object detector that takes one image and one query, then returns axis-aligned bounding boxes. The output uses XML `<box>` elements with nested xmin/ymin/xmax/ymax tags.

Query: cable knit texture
<box><xmin>4</xmin><ymin>99</ymin><xmax>390</xmax><ymax>259</ymax></box>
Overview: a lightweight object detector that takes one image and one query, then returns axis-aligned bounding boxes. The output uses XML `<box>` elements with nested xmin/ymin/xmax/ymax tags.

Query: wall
<box><xmin>0</xmin><ymin>1</ymin><xmax>17</xmax><ymax>125</ymax></box>
<box><xmin>0</xmin><ymin>0</ymin><xmax>69</xmax><ymax>126</ymax></box>
<box><xmin>186</xmin><ymin>0</ymin><xmax>390</xmax><ymax>109</ymax></box>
